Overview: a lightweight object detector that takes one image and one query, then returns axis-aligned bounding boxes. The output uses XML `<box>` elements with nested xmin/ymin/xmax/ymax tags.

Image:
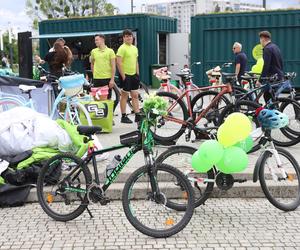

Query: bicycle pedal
<box><xmin>99</xmin><ymin>197</ymin><xmax>111</xmax><ymax>205</ymax></box>
<box><xmin>234</xmin><ymin>178</ymin><xmax>247</xmax><ymax>183</ymax></box>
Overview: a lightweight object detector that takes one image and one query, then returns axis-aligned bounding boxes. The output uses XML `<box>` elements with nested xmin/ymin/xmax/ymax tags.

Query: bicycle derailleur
<box><xmin>87</xmin><ymin>184</ymin><xmax>110</xmax><ymax>205</ymax></box>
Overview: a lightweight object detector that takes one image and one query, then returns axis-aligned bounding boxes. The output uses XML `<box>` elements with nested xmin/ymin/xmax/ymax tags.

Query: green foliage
<box><xmin>143</xmin><ymin>94</ymin><xmax>168</xmax><ymax>115</ymax></box>
<box><xmin>26</xmin><ymin>0</ymin><xmax>118</xmax><ymax>27</ymax></box>
<box><xmin>1</xmin><ymin>31</ymin><xmax>18</xmax><ymax>65</ymax></box>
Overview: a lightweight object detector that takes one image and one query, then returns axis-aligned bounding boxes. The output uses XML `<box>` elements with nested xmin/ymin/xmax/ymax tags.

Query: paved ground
<box><xmin>1</xmin><ymin>199</ymin><xmax>300</xmax><ymax>249</ymax></box>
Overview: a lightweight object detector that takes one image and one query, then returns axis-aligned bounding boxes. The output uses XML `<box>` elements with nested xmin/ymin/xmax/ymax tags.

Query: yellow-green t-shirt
<box><xmin>90</xmin><ymin>46</ymin><xmax>116</xmax><ymax>79</ymax></box>
<box><xmin>116</xmin><ymin>43</ymin><xmax>138</xmax><ymax>76</ymax></box>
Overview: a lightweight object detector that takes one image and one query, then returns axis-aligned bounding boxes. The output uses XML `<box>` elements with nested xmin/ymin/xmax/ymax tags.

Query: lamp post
<box><xmin>8</xmin><ymin>25</ymin><xmax>13</xmax><ymax>68</ymax></box>
<box><xmin>131</xmin><ymin>0</ymin><xmax>134</xmax><ymax>13</ymax></box>
<box><xmin>0</xmin><ymin>30</ymin><xmax>3</xmax><ymax>52</ymax></box>
<box><xmin>92</xmin><ymin>0</ymin><xmax>95</xmax><ymax>15</ymax></box>
<box><xmin>263</xmin><ymin>0</ymin><xmax>266</xmax><ymax>9</ymax></box>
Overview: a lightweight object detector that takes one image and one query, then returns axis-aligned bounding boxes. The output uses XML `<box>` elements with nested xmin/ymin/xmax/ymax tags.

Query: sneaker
<box><xmin>121</xmin><ymin>115</ymin><xmax>133</xmax><ymax>124</ymax></box>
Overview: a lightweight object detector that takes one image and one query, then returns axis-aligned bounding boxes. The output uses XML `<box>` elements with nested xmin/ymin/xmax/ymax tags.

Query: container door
<box><xmin>167</xmin><ymin>33</ymin><xmax>189</xmax><ymax>79</ymax></box>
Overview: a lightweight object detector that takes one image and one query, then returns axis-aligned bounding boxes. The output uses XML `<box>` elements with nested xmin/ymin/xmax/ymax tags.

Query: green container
<box><xmin>191</xmin><ymin>10</ymin><xmax>300</xmax><ymax>87</ymax></box>
<box><xmin>150</xmin><ymin>64</ymin><xmax>166</xmax><ymax>89</ymax></box>
<box><xmin>39</xmin><ymin>14</ymin><xmax>177</xmax><ymax>86</ymax></box>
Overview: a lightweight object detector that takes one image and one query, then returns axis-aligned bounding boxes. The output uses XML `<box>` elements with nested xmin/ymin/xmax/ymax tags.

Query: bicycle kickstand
<box><xmin>86</xmin><ymin>207</ymin><xmax>94</xmax><ymax>219</ymax></box>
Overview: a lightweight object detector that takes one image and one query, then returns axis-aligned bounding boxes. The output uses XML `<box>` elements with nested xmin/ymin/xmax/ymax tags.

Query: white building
<box><xmin>145</xmin><ymin>0</ymin><xmax>264</xmax><ymax>33</ymax></box>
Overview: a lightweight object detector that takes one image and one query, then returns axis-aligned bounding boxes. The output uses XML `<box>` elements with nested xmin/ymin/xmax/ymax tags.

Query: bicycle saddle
<box><xmin>222</xmin><ymin>72</ymin><xmax>236</xmax><ymax>78</ymax></box>
<box><xmin>77</xmin><ymin>126</ymin><xmax>102</xmax><ymax>136</ymax></box>
<box><xmin>19</xmin><ymin>85</ymin><xmax>36</xmax><ymax>92</ymax></box>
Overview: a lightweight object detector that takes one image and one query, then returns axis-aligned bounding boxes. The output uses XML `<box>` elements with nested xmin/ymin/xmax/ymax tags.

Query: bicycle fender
<box><xmin>253</xmin><ymin>150</ymin><xmax>272</xmax><ymax>183</ymax></box>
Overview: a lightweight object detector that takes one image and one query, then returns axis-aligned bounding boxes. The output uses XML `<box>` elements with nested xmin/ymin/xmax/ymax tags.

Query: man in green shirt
<box><xmin>117</xmin><ymin>29</ymin><xmax>140</xmax><ymax>124</ymax></box>
<box><xmin>90</xmin><ymin>34</ymin><xmax>116</xmax><ymax>99</ymax></box>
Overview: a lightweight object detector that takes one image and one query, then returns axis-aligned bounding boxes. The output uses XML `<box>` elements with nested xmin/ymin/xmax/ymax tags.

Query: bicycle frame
<box><xmin>164</xmin><ymin>84</ymin><xmax>233</xmax><ymax>126</ymax></box>
<box><xmin>0</xmin><ymin>90</ymin><xmax>35</xmax><ymax>109</ymax></box>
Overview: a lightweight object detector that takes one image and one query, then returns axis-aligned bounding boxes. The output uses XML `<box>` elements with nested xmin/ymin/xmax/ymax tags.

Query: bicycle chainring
<box><xmin>216</xmin><ymin>172</ymin><xmax>234</xmax><ymax>191</ymax></box>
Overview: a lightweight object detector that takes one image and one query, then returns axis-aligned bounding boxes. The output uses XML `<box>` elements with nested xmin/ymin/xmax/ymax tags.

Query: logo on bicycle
<box><xmin>85</xmin><ymin>104</ymin><xmax>108</xmax><ymax>118</ymax></box>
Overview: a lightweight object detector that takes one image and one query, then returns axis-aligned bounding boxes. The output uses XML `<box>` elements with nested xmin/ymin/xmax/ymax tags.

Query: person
<box><xmin>232</xmin><ymin>42</ymin><xmax>247</xmax><ymax>83</ymax></box>
<box><xmin>49</xmin><ymin>38</ymin><xmax>65</xmax><ymax>52</ymax></box>
<box><xmin>90</xmin><ymin>34</ymin><xmax>116</xmax><ymax>100</ymax></box>
<box><xmin>1</xmin><ymin>53</ymin><xmax>9</xmax><ymax>68</ymax></box>
<box><xmin>256</xmin><ymin>31</ymin><xmax>284</xmax><ymax>102</ymax></box>
<box><xmin>116</xmin><ymin>29</ymin><xmax>140</xmax><ymax>124</ymax></box>
<box><xmin>44</xmin><ymin>42</ymin><xmax>72</xmax><ymax>78</ymax></box>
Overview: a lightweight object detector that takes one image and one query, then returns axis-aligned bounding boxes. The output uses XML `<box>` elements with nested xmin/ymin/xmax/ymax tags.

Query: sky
<box><xmin>0</xmin><ymin>0</ymin><xmax>299</xmax><ymax>34</ymax></box>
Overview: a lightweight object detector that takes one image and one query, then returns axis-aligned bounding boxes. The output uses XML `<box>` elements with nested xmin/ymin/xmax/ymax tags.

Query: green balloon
<box><xmin>234</xmin><ymin>136</ymin><xmax>254</xmax><ymax>153</ymax></box>
<box><xmin>216</xmin><ymin>146</ymin><xmax>248</xmax><ymax>174</ymax></box>
<box><xmin>198</xmin><ymin>140</ymin><xmax>224</xmax><ymax>165</ymax></box>
<box><xmin>191</xmin><ymin>151</ymin><xmax>213</xmax><ymax>173</ymax></box>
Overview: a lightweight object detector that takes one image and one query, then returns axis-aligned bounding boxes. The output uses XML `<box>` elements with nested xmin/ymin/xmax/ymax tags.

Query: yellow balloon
<box><xmin>217</xmin><ymin>123</ymin><xmax>240</xmax><ymax>147</ymax></box>
<box><xmin>224</xmin><ymin>113</ymin><xmax>252</xmax><ymax>141</ymax></box>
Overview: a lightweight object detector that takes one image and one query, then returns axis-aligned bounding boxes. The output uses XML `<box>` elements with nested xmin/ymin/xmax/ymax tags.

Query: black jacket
<box><xmin>260</xmin><ymin>42</ymin><xmax>284</xmax><ymax>80</ymax></box>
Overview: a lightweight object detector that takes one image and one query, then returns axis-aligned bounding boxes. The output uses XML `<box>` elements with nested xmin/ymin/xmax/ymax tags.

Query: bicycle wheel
<box><xmin>37</xmin><ymin>153</ymin><xmax>92</xmax><ymax>221</ymax></box>
<box><xmin>259</xmin><ymin>147</ymin><xmax>300</xmax><ymax>211</ymax></box>
<box><xmin>122</xmin><ymin>163</ymin><xmax>194</xmax><ymax>238</ymax></box>
<box><xmin>128</xmin><ymin>81</ymin><xmax>149</xmax><ymax>111</ymax></box>
<box><xmin>156</xmin><ymin>146</ymin><xmax>215</xmax><ymax>208</ymax></box>
<box><xmin>152</xmin><ymin>92</ymin><xmax>188</xmax><ymax>142</ymax></box>
<box><xmin>218</xmin><ymin>100</ymin><xmax>261</xmax><ymax>153</ymax></box>
<box><xmin>191</xmin><ymin>90</ymin><xmax>230</xmax><ymax>127</ymax></box>
<box><xmin>278</xmin><ymin>97</ymin><xmax>300</xmax><ymax>136</ymax></box>
<box><xmin>0</xmin><ymin>97</ymin><xmax>23</xmax><ymax>113</ymax></box>
<box><xmin>63</xmin><ymin>101</ymin><xmax>92</xmax><ymax>126</ymax></box>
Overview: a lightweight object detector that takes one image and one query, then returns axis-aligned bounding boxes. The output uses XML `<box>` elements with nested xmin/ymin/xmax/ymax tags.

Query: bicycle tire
<box><xmin>191</xmin><ymin>90</ymin><xmax>231</xmax><ymax>127</ymax></box>
<box><xmin>111</xmin><ymin>85</ymin><xmax>120</xmax><ymax>112</ymax></box>
<box><xmin>0</xmin><ymin>97</ymin><xmax>24</xmax><ymax>113</ymax></box>
<box><xmin>37</xmin><ymin>153</ymin><xmax>92</xmax><ymax>221</ymax></box>
<box><xmin>122</xmin><ymin>163</ymin><xmax>194</xmax><ymax>238</ymax></box>
<box><xmin>259</xmin><ymin>148</ymin><xmax>300</xmax><ymax>211</ymax></box>
<box><xmin>156</xmin><ymin>146</ymin><xmax>215</xmax><ymax>208</ymax></box>
<box><xmin>218</xmin><ymin>100</ymin><xmax>262</xmax><ymax>153</ymax></box>
<box><xmin>153</xmin><ymin>91</ymin><xmax>188</xmax><ymax>142</ymax></box>
<box><xmin>278</xmin><ymin>97</ymin><xmax>300</xmax><ymax>136</ymax></box>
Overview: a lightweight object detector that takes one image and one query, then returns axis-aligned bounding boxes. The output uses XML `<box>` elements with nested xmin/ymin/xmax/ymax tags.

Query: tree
<box><xmin>26</xmin><ymin>0</ymin><xmax>118</xmax><ymax>21</ymax></box>
<box><xmin>214</xmin><ymin>4</ymin><xmax>221</xmax><ymax>13</ymax></box>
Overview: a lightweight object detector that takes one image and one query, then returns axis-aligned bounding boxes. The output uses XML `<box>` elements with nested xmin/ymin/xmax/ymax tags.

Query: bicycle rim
<box><xmin>156</xmin><ymin>146</ymin><xmax>215</xmax><ymax>208</ymax></box>
<box><xmin>37</xmin><ymin>154</ymin><xmax>91</xmax><ymax>221</ymax></box>
<box><xmin>122</xmin><ymin>164</ymin><xmax>194</xmax><ymax>238</ymax></box>
<box><xmin>259</xmin><ymin>148</ymin><xmax>300</xmax><ymax>211</ymax></box>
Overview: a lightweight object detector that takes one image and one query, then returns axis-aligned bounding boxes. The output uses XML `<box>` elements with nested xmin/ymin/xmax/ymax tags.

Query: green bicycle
<box><xmin>36</xmin><ymin>109</ymin><xmax>194</xmax><ymax>238</ymax></box>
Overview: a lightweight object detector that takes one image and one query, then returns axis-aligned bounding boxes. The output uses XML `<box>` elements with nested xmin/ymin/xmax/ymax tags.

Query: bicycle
<box><xmin>157</xmin><ymin>120</ymin><xmax>300</xmax><ymax>212</ymax></box>
<box><xmin>36</xmin><ymin>108</ymin><xmax>195</xmax><ymax>238</ymax></box>
<box><xmin>0</xmin><ymin>74</ymin><xmax>92</xmax><ymax>126</ymax></box>
<box><xmin>219</xmin><ymin>74</ymin><xmax>300</xmax><ymax>148</ymax></box>
<box><xmin>156</xmin><ymin>62</ymin><xmax>201</xmax><ymax>99</ymax></box>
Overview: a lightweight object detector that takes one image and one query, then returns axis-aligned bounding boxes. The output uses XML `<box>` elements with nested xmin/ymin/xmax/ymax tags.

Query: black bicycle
<box><xmin>36</xmin><ymin>109</ymin><xmax>194</xmax><ymax>238</ymax></box>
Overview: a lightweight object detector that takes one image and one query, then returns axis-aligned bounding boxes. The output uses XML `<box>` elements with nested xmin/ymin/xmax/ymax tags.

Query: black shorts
<box><xmin>120</xmin><ymin>74</ymin><xmax>140</xmax><ymax>92</ymax></box>
<box><xmin>93</xmin><ymin>78</ymin><xmax>112</xmax><ymax>99</ymax></box>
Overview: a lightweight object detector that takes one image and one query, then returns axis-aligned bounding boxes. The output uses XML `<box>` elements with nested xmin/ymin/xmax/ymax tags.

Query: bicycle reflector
<box><xmin>209</xmin><ymin>79</ymin><xmax>217</xmax><ymax>84</ymax></box>
<box><xmin>241</xmin><ymin>80</ymin><xmax>249</xmax><ymax>85</ymax></box>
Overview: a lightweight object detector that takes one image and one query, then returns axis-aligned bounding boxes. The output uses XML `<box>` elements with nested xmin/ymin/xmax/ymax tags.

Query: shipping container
<box><xmin>37</xmin><ymin>14</ymin><xmax>177</xmax><ymax>85</ymax></box>
<box><xmin>191</xmin><ymin>10</ymin><xmax>300</xmax><ymax>87</ymax></box>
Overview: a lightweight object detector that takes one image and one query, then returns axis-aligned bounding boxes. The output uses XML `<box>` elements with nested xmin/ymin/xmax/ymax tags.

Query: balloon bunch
<box><xmin>251</xmin><ymin>58</ymin><xmax>264</xmax><ymax>74</ymax></box>
<box><xmin>192</xmin><ymin>113</ymin><xmax>254</xmax><ymax>174</ymax></box>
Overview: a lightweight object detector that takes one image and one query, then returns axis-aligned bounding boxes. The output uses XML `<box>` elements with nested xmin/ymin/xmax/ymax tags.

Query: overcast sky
<box><xmin>0</xmin><ymin>0</ymin><xmax>299</xmax><ymax>34</ymax></box>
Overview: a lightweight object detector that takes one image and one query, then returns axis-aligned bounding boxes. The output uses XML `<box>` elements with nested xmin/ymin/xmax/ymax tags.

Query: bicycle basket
<box><xmin>59</xmin><ymin>74</ymin><xmax>85</xmax><ymax>96</ymax></box>
<box><xmin>120</xmin><ymin>131</ymin><xmax>142</xmax><ymax>146</ymax></box>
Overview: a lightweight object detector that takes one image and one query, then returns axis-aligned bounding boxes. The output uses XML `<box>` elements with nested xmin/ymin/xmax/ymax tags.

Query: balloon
<box><xmin>198</xmin><ymin>140</ymin><xmax>224</xmax><ymax>165</ymax></box>
<box><xmin>191</xmin><ymin>151</ymin><xmax>213</xmax><ymax>173</ymax></box>
<box><xmin>224</xmin><ymin>113</ymin><xmax>252</xmax><ymax>141</ymax></box>
<box><xmin>217</xmin><ymin>123</ymin><xmax>240</xmax><ymax>147</ymax></box>
<box><xmin>252</xmin><ymin>44</ymin><xmax>263</xmax><ymax>60</ymax></box>
<box><xmin>235</xmin><ymin>136</ymin><xmax>254</xmax><ymax>153</ymax></box>
<box><xmin>216</xmin><ymin>146</ymin><xmax>248</xmax><ymax>174</ymax></box>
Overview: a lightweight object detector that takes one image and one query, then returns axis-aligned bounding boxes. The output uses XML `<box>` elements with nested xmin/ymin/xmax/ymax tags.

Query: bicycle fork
<box><xmin>266</xmin><ymin>142</ymin><xmax>288</xmax><ymax>181</ymax></box>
